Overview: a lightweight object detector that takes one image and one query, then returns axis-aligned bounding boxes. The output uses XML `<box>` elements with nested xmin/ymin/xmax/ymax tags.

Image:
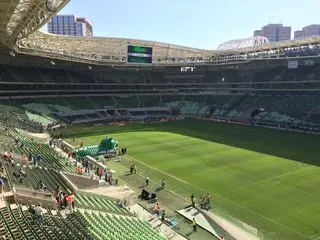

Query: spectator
<box><xmin>35</xmin><ymin>204</ymin><xmax>44</xmax><ymax>223</ymax></box>
<box><xmin>145</xmin><ymin>176</ymin><xmax>149</xmax><ymax>186</ymax></box>
<box><xmin>0</xmin><ymin>177</ymin><xmax>4</xmax><ymax>195</ymax></box>
<box><xmin>28</xmin><ymin>205</ymin><xmax>36</xmax><ymax>219</ymax></box>
<box><xmin>37</xmin><ymin>180</ymin><xmax>47</xmax><ymax>191</ymax></box>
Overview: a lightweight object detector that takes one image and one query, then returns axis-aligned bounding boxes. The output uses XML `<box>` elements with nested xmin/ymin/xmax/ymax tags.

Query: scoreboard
<box><xmin>127</xmin><ymin>45</ymin><xmax>153</xmax><ymax>64</ymax></box>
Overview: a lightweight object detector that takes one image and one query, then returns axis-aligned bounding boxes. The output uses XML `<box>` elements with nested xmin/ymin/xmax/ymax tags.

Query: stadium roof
<box><xmin>15</xmin><ymin>32</ymin><xmax>320</xmax><ymax>65</ymax></box>
<box><xmin>0</xmin><ymin>0</ymin><xmax>69</xmax><ymax>47</ymax></box>
<box><xmin>16</xmin><ymin>31</ymin><xmax>215</xmax><ymax>65</ymax></box>
<box><xmin>1</xmin><ymin>1</ymin><xmax>320</xmax><ymax>65</ymax></box>
<box><xmin>217</xmin><ymin>36</ymin><xmax>269</xmax><ymax>50</ymax></box>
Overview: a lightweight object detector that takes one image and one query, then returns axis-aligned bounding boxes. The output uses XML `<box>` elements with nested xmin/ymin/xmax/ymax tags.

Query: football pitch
<box><xmin>56</xmin><ymin>120</ymin><xmax>320</xmax><ymax>240</ymax></box>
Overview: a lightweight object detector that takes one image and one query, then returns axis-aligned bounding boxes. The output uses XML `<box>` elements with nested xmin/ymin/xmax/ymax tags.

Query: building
<box><xmin>47</xmin><ymin>15</ymin><xmax>93</xmax><ymax>36</ymax></box>
<box><xmin>294</xmin><ymin>25</ymin><xmax>320</xmax><ymax>39</ymax></box>
<box><xmin>254</xmin><ymin>24</ymin><xmax>291</xmax><ymax>42</ymax></box>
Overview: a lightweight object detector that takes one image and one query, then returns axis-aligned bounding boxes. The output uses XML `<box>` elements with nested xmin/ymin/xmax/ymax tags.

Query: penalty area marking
<box><xmin>124</xmin><ymin>154</ymin><xmax>313</xmax><ymax>240</ymax></box>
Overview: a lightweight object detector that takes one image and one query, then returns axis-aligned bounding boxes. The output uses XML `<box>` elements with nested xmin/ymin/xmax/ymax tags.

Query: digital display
<box><xmin>127</xmin><ymin>45</ymin><xmax>153</xmax><ymax>64</ymax></box>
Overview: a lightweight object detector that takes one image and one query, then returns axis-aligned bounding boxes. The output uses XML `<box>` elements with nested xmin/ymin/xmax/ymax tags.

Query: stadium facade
<box><xmin>1</xmin><ymin>2</ymin><xmax>320</xmax><ymax>240</ymax></box>
<box><xmin>0</xmin><ymin>0</ymin><xmax>319</xmax><ymax>132</ymax></box>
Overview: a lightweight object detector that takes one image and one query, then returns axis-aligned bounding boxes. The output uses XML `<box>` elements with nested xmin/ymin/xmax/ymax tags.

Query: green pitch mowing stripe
<box><xmin>59</xmin><ymin>120</ymin><xmax>320</xmax><ymax>240</ymax></box>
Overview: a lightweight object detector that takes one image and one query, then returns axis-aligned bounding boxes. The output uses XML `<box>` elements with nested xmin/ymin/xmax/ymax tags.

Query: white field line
<box><xmin>125</xmin><ymin>154</ymin><xmax>314</xmax><ymax>240</ymax></box>
<box><xmin>237</xmin><ymin>165</ymin><xmax>314</xmax><ymax>189</ymax></box>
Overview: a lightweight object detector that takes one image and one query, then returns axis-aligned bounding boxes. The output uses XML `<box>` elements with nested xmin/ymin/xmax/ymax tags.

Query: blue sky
<box><xmin>43</xmin><ymin>0</ymin><xmax>320</xmax><ymax>49</ymax></box>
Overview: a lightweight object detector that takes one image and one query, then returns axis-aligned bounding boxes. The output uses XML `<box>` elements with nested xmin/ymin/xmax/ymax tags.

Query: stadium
<box><xmin>0</xmin><ymin>1</ymin><xmax>320</xmax><ymax>240</ymax></box>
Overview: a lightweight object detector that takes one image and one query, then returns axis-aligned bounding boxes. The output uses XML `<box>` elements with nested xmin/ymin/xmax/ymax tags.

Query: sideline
<box><xmin>63</xmin><ymin>137</ymin><xmax>312</xmax><ymax>240</ymax></box>
<box><xmin>125</xmin><ymin>155</ymin><xmax>190</xmax><ymax>185</ymax></box>
<box><xmin>124</xmin><ymin>154</ymin><xmax>313</xmax><ymax>240</ymax></box>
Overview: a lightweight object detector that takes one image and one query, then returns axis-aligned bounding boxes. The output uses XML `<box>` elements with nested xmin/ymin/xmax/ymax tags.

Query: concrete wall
<box><xmin>62</xmin><ymin>172</ymin><xmax>100</xmax><ymax>190</ymax></box>
<box><xmin>59</xmin><ymin>172</ymin><xmax>79</xmax><ymax>193</ymax></box>
<box><xmin>13</xmin><ymin>187</ymin><xmax>57</xmax><ymax>209</ymax></box>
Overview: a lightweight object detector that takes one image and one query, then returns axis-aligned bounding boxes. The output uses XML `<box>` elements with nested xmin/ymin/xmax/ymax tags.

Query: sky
<box><xmin>42</xmin><ymin>0</ymin><xmax>320</xmax><ymax>50</ymax></box>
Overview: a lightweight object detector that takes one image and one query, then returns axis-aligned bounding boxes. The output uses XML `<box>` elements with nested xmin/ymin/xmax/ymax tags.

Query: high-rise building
<box><xmin>47</xmin><ymin>15</ymin><xmax>93</xmax><ymax>37</ymax></box>
<box><xmin>254</xmin><ymin>24</ymin><xmax>291</xmax><ymax>42</ymax></box>
<box><xmin>294</xmin><ymin>25</ymin><xmax>320</xmax><ymax>39</ymax></box>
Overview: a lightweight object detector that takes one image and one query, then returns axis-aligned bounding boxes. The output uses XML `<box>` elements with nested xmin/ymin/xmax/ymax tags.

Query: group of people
<box><xmin>144</xmin><ymin>176</ymin><xmax>166</xmax><ymax>189</ymax></box>
<box><xmin>12</xmin><ymin>167</ymin><xmax>26</xmax><ymax>183</ymax></box>
<box><xmin>49</xmin><ymin>138</ymin><xmax>63</xmax><ymax>148</ymax></box>
<box><xmin>29</xmin><ymin>153</ymin><xmax>43</xmax><ymax>166</ymax></box>
<box><xmin>28</xmin><ymin>203</ymin><xmax>45</xmax><ymax>224</ymax></box>
<box><xmin>185</xmin><ymin>193</ymin><xmax>212</xmax><ymax>211</ymax></box>
<box><xmin>55</xmin><ymin>187</ymin><xmax>75</xmax><ymax>210</ymax></box>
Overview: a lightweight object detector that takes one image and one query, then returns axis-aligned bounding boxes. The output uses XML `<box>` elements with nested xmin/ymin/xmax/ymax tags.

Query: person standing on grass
<box><xmin>161</xmin><ymin>179</ymin><xmax>166</xmax><ymax>189</ymax></box>
<box><xmin>192</xmin><ymin>218</ymin><xmax>197</xmax><ymax>232</ymax></box>
<box><xmin>146</xmin><ymin>177</ymin><xmax>149</xmax><ymax>186</ymax></box>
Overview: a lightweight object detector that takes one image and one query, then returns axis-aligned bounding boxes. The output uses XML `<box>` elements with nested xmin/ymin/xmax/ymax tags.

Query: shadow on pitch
<box><xmin>55</xmin><ymin>119</ymin><xmax>320</xmax><ymax>167</ymax></box>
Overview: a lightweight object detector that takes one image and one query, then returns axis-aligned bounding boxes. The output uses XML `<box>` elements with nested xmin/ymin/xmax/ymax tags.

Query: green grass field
<box><xmin>54</xmin><ymin>120</ymin><xmax>320</xmax><ymax>240</ymax></box>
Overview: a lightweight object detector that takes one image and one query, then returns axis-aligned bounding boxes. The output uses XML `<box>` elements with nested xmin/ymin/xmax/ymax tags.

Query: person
<box><xmin>36</xmin><ymin>154</ymin><xmax>43</xmax><ymax>165</ymax></box>
<box><xmin>184</xmin><ymin>194</ymin><xmax>196</xmax><ymax>209</ymax></box>
<box><xmin>205</xmin><ymin>193</ymin><xmax>212</xmax><ymax>210</ymax></box>
<box><xmin>63</xmin><ymin>193</ymin><xmax>68</xmax><ymax>209</ymax></box>
<box><xmin>200</xmin><ymin>194</ymin><xmax>206</xmax><ymax>207</ymax></box>
<box><xmin>160</xmin><ymin>209</ymin><xmax>166</xmax><ymax>222</ymax></box>
<box><xmin>146</xmin><ymin>177</ymin><xmax>149</xmax><ymax>186</ymax></box>
<box><xmin>130</xmin><ymin>165</ymin><xmax>133</xmax><ymax>174</ymax></box>
<box><xmin>0</xmin><ymin>177</ymin><xmax>4</xmax><ymax>194</ymax></box>
<box><xmin>98</xmin><ymin>168</ymin><xmax>103</xmax><ymax>179</ymax></box>
<box><xmin>19</xmin><ymin>168</ymin><xmax>26</xmax><ymax>177</ymax></box>
<box><xmin>70</xmin><ymin>193</ymin><xmax>75</xmax><ymax>210</ymax></box>
<box><xmin>28</xmin><ymin>205</ymin><xmax>36</xmax><ymax>219</ymax></box>
<box><xmin>192</xmin><ymin>218</ymin><xmax>197</xmax><ymax>232</ymax></box>
<box><xmin>161</xmin><ymin>179</ymin><xmax>166</xmax><ymax>189</ymax></box>
<box><xmin>118</xmin><ymin>200</ymin><xmax>124</xmax><ymax>209</ymax></box>
<box><xmin>132</xmin><ymin>165</ymin><xmax>136</xmax><ymax>174</ymax></box>
<box><xmin>155</xmin><ymin>202</ymin><xmax>161</xmax><ymax>216</ymax></box>
<box><xmin>35</xmin><ymin>204</ymin><xmax>44</xmax><ymax>223</ymax></box>
<box><xmin>37</xmin><ymin>180</ymin><xmax>47</xmax><ymax>190</ymax></box>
